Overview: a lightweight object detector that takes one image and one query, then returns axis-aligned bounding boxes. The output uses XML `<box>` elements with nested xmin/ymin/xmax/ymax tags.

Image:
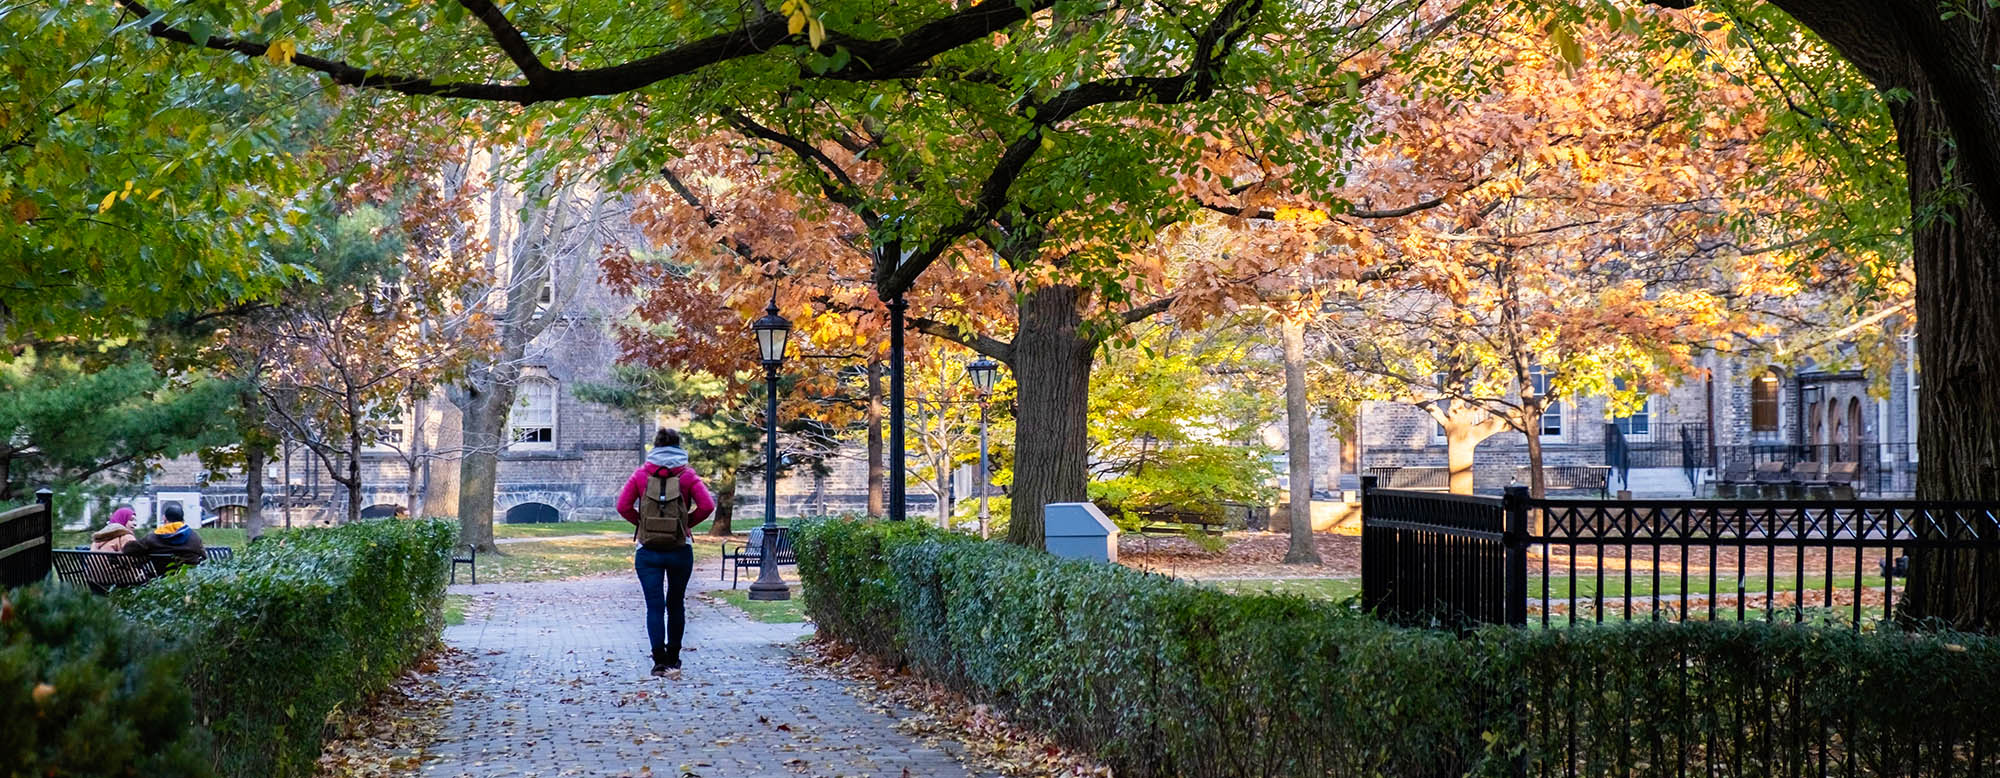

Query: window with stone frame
<box><xmin>1528</xmin><ymin>363</ymin><xmax>1562</xmax><ymax>438</ymax></box>
<box><xmin>1610</xmin><ymin>378</ymin><xmax>1652</xmax><ymax>437</ymax></box>
<box><xmin>510</xmin><ymin>379</ymin><xmax>557</xmax><ymax>449</ymax></box>
<box><xmin>1751</xmin><ymin>368</ymin><xmax>1782</xmax><ymax>440</ymax></box>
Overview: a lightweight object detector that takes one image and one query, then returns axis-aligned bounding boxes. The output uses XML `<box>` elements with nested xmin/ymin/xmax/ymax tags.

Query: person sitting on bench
<box><xmin>123</xmin><ymin>504</ymin><xmax>207</xmax><ymax>568</ymax></box>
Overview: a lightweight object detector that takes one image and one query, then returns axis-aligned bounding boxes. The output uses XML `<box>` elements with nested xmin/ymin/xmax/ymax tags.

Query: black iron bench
<box><xmin>720</xmin><ymin>529</ymin><xmax>794</xmax><ymax>589</ymax></box>
<box><xmin>451</xmin><ymin>544</ymin><xmax>477</xmax><ymax>585</ymax></box>
<box><xmin>52</xmin><ymin>546</ymin><xmax>233</xmax><ymax>592</ymax></box>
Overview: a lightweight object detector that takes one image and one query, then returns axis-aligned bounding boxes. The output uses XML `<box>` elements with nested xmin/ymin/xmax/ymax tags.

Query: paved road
<box><xmin>423</xmin><ymin>576</ymin><xmax>983</xmax><ymax>778</ymax></box>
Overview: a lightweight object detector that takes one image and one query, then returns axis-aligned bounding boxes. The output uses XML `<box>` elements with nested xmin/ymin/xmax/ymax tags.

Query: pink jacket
<box><xmin>617</xmin><ymin>461</ymin><xmax>716</xmax><ymax>528</ymax></box>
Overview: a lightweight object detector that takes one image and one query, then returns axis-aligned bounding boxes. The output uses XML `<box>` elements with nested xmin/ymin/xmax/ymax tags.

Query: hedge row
<box><xmin>117</xmin><ymin>519</ymin><xmax>457</xmax><ymax>778</ymax></box>
<box><xmin>796</xmin><ymin>520</ymin><xmax>2000</xmax><ymax>778</ymax></box>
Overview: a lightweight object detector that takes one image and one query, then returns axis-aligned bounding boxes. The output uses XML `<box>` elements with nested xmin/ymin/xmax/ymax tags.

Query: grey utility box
<box><xmin>1044</xmin><ymin>502</ymin><xmax>1119</xmax><ymax>563</ymax></box>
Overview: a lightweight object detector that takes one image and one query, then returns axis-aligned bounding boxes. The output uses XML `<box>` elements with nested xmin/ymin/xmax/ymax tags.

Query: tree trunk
<box><xmin>406</xmin><ymin>398</ymin><xmax>428</xmax><ymax>518</ymax></box>
<box><xmin>245</xmin><ymin>441</ymin><xmax>266</xmax><ymax>541</ymax></box>
<box><xmin>1006</xmin><ymin>285</ymin><xmax>1094</xmax><ymax>549</ymax></box>
<box><xmin>867</xmin><ymin>358</ymin><xmax>885</xmax><ymax>518</ymax></box>
<box><xmin>1281</xmin><ymin>316</ymin><xmax>1321</xmax><ymax>564</ymax></box>
<box><xmin>1445</xmin><ymin>422</ymin><xmax>1477</xmax><ymax>496</ymax></box>
<box><xmin>457</xmin><ymin>388</ymin><xmax>507</xmax><ymax>552</ymax></box>
<box><xmin>1888</xmin><ymin>86</ymin><xmax>2000</xmax><ymax>628</ymax></box>
<box><xmin>1523</xmin><ymin>424</ymin><xmax>1548</xmax><ymax>500</ymax></box>
<box><xmin>708</xmin><ymin>470</ymin><xmax>737</xmax><ymax>536</ymax></box>
<box><xmin>1730</xmin><ymin>0</ymin><xmax>2000</xmax><ymax>628</ymax></box>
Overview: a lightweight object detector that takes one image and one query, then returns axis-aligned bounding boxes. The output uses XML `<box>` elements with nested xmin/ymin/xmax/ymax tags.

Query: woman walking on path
<box><xmin>617</xmin><ymin>429</ymin><xmax>716</xmax><ymax>676</ymax></box>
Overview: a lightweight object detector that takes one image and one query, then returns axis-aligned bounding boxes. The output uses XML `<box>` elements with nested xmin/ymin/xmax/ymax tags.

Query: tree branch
<box><xmin>879</xmin><ymin>0</ymin><xmax>1268</xmax><ymax>298</ymax></box>
<box><xmin>116</xmin><ymin>0</ymin><xmax>1057</xmax><ymax>104</ymax></box>
<box><xmin>908</xmin><ymin>316</ymin><xmax>1016</xmax><ymax>364</ymax></box>
<box><xmin>457</xmin><ymin>0</ymin><xmax>553</xmax><ymax>85</ymax></box>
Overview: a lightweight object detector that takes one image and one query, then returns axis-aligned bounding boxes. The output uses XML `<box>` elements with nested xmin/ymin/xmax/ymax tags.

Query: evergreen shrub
<box><xmin>0</xmin><ymin>584</ymin><xmax>213</xmax><ymax>776</ymax></box>
<box><xmin>796</xmin><ymin>519</ymin><xmax>2000</xmax><ymax>777</ymax></box>
<box><xmin>120</xmin><ymin>518</ymin><xmax>454</xmax><ymax>778</ymax></box>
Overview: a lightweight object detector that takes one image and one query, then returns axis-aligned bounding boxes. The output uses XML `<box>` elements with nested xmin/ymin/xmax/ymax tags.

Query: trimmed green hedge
<box><xmin>119</xmin><ymin>519</ymin><xmax>454</xmax><ymax>778</ymax></box>
<box><xmin>797</xmin><ymin>520</ymin><xmax>2000</xmax><ymax>777</ymax></box>
<box><xmin>1</xmin><ymin>584</ymin><xmax>214</xmax><ymax>776</ymax></box>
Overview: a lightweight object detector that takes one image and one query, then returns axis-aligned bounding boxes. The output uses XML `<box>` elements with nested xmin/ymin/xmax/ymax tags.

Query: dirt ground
<box><xmin>1117</xmin><ymin>531</ymin><xmax>1362</xmax><ymax>579</ymax></box>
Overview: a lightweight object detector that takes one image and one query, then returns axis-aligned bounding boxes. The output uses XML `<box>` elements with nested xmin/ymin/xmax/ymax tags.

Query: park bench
<box><xmin>719</xmin><ymin>528</ymin><xmax>794</xmax><ymax>589</ymax></box>
<box><xmin>1115</xmin><ymin>504</ymin><xmax>1229</xmax><ymax>535</ymax></box>
<box><xmin>451</xmin><ymin>543</ymin><xmax>477</xmax><ymax>585</ymax></box>
<box><xmin>51</xmin><ymin>546</ymin><xmax>234</xmax><ymax>593</ymax></box>
<box><xmin>1712</xmin><ymin>461</ymin><xmax>1754</xmax><ymax>497</ymax></box>
<box><xmin>1514</xmin><ymin>465</ymin><xmax>1612</xmax><ymax>497</ymax></box>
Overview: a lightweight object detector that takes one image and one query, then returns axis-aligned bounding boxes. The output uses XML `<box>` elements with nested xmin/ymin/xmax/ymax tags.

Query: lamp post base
<box><xmin>747</xmin><ymin>575</ymin><xmax>790</xmax><ymax>601</ymax></box>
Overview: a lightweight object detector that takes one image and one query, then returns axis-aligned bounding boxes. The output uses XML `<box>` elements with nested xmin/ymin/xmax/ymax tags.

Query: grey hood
<box><xmin>646</xmin><ymin>446</ymin><xmax>690</xmax><ymax>470</ymax></box>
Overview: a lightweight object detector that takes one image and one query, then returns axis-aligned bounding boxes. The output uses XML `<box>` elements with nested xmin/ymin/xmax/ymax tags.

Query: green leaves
<box><xmin>2</xmin><ymin>1</ymin><xmax>326</xmax><ymax>343</ymax></box>
<box><xmin>121</xmin><ymin>519</ymin><xmax>455</xmax><ymax>778</ymax></box>
<box><xmin>0</xmin><ymin>351</ymin><xmax>241</xmax><ymax>499</ymax></box>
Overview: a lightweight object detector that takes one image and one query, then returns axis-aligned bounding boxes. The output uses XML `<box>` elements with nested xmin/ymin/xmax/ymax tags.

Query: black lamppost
<box><xmin>750</xmin><ymin>298</ymin><xmax>792</xmax><ymax>602</ymax></box>
<box><xmin>967</xmin><ymin>357</ymin><xmax>1001</xmax><ymax>539</ymax></box>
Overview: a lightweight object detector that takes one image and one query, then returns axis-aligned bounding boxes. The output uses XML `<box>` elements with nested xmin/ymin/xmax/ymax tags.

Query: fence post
<box><xmin>1502</xmin><ymin>485</ymin><xmax>1529</xmax><ymax>627</ymax></box>
<box><xmin>1359</xmin><ymin>476</ymin><xmax>1378</xmax><ymax>614</ymax></box>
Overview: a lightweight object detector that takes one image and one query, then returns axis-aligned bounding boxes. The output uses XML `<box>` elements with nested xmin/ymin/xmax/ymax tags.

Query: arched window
<box><xmin>509</xmin><ymin>379</ymin><xmax>557</xmax><ymax>449</ymax></box>
<box><xmin>1751</xmin><ymin>369</ymin><xmax>1781</xmax><ymax>440</ymax></box>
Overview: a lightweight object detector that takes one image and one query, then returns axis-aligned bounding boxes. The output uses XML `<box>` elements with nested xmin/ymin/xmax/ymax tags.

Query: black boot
<box><xmin>662</xmin><ymin>643</ymin><xmax>682</xmax><ymax>670</ymax></box>
<box><xmin>650</xmin><ymin>646</ymin><xmax>671</xmax><ymax>677</ymax></box>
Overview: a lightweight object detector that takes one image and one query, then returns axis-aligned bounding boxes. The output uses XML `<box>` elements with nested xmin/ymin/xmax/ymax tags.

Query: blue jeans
<box><xmin>634</xmin><ymin>544</ymin><xmax>694</xmax><ymax>650</ymax></box>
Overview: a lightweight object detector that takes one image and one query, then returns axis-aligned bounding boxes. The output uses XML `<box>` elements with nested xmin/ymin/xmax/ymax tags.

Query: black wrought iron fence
<box><xmin>1360</xmin><ymin>484</ymin><xmax>1526</xmax><ymax>627</ymax></box>
<box><xmin>0</xmin><ymin>489</ymin><xmax>54</xmax><ymax>588</ymax></box>
<box><xmin>1360</xmin><ymin>477</ymin><xmax>2000</xmax><ymax>630</ymax></box>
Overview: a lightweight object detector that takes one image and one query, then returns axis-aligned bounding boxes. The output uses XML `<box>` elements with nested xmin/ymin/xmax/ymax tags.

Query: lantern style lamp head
<box><xmin>753</xmin><ymin>300</ymin><xmax>792</xmax><ymax>366</ymax></box>
<box><xmin>968</xmin><ymin>357</ymin><xmax>1000</xmax><ymax>396</ymax></box>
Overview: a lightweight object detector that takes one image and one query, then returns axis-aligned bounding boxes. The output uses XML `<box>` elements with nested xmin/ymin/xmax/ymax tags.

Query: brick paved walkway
<box><xmin>423</xmin><ymin>576</ymin><xmax>984</xmax><ymax>778</ymax></box>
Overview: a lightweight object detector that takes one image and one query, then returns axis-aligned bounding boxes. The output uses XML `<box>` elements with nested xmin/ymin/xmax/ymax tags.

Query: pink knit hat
<box><xmin>108</xmin><ymin>507</ymin><xmax>136</xmax><ymax>527</ymax></box>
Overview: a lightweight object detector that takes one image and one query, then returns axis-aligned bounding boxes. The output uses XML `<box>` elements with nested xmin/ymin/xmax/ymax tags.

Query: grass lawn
<box><xmin>1206</xmin><ymin>573</ymin><xmax>1890</xmax><ymax>604</ymax></box>
<box><xmin>470</xmin><ymin>535</ymin><xmax>731</xmax><ymax>584</ymax></box>
<box><xmin>57</xmin><ymin>527</ymin><xmax>256</xmax><ymax>549</ymax></box>
<box><xmin>1209</xmin><ymin>577</ymin><xmax>1363</xmax><ymax>601</ymax></box>
<box><xmin>706</xmin><ymin>586</ymin><xmax>809</xmax><ymax>623</ymax></box>
<box><xmin>1528</xmin><ymin>572</ymin><xmax>1888</xmax><ymax>600</ymax></box>
<box><xmin>493</xmin><ymin>520</ymin><xmax>635</xmax><ymax>539</ymax></box>
<box><xmin>443</xmin><ymin>594</ymin><xmax>470</xmax><ymax>626</ymax></box>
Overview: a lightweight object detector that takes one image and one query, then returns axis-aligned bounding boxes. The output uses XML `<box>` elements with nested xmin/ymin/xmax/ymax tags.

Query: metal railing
<box><xmin>0</xmin><ymin>490</ymin><xmax>54</xmax><ymax>588</ymax></box>
<box><xmin>1360</xmin><ymin>477</ymin><xmax>2000</xmax><ymax>630</ymax></box>
<box><xmin>1360</xmin><ymin>485</ymin><xmax>1525</xmax><ymax>627</ymax></box>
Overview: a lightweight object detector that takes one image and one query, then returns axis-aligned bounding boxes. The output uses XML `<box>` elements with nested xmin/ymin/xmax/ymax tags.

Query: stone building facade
<box><xmin>1354</xmin><ymin>342</ymin><xmax>1922</xmax><ymax>497</ymax></box>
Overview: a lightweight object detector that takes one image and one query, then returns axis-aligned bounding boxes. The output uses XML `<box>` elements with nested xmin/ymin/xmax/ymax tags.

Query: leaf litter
<box><xmin>314</xmin><ymin>646</ymin><xmax>471</xmax><ymax>777</ymax></box>
<box><xmin>791</xmin><ymin>636</ymin><xmax>1114</xmax><ymax>778</ymax></box>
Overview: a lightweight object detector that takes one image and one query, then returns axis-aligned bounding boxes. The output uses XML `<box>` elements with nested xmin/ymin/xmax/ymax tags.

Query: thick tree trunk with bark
<box><xmin>867</xmin><ymin>358</ymin><xmax>885</xmax><ymax>518</ymax></box>
<box><xmin>1005</xmin><ymin>285</ymin><xmax>1095</xmax><ymax>549</ymax></box>
<box><xmin>1732</xmin><ymin>0</ymin><xmax>2000</xmax><ymax>628</ymax></box>
<box><xmin>1891</xmin><ymin>91</ymin><xmax>2000</xmax><ymax>628</ymax></box>
<box><xmin>1281</xmin><ymin>317</ymin><xmax>1321</xmax><ymax>564</ymax></box>
<box><xmin>457</xmin><ymin>386</ymin><xmax>508</xmax><ymax>552</ymax></box>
